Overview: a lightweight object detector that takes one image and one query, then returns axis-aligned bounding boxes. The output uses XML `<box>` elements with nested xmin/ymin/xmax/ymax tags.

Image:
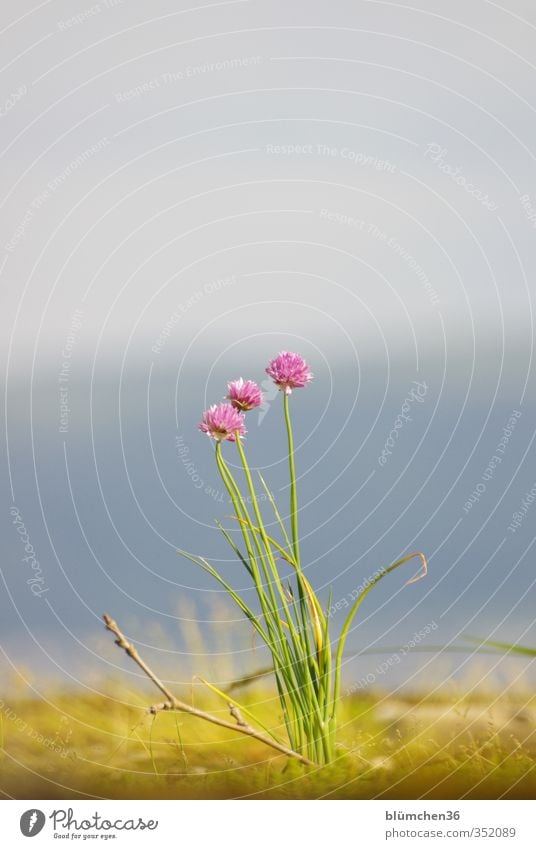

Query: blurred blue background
<box><xmin>1</xmin><ymin>0</ymin><xmax>535</xmax><ymax>694</ymax></box>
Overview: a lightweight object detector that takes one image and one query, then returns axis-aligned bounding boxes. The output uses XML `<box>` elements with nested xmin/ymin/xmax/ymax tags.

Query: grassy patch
<box><xmin>1</xmin><ymin>684</ymin><xmax>535</xmax><ymax>799</ymax></box>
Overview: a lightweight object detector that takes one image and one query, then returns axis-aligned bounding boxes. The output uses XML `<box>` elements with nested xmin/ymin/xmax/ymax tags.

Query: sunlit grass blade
<box><xmin>236</xmin><ymin>510</ymin><xmax>326</xmax><ymax>654</ymax></box>
<box><xmin>195</xmin><ymin>676</ymin><xmax>284</xmax><ymax>743</ymax></box>
<box><xmin>465</xmin><ymin>637</ymin><xmax>536</xmax><ymax>657</ymax></box>
<box><xmin>300</xmin><ymin>574</ymin><xmax>325</xmax><ymax>654</ymax></box>
<box><xmin>332</xmin><ymin>552</ymin><xmax>428</xmax><ymax>714</ymax></box>
<box><xmin>176</xmin><ymin>548</ymin><xmax>276</xmax><ymax>654</ymax></box>
<box><xmin>215</xmin><ymin>520</ymin><xmax>254</xmax><ymax>577</ymax></box>
<box><xmin>227</xmin><ymin>667</ymin><xmax>274</xmax><ymax>692</ymax></box>
<box><xmin>232</xmin><ymin>515</ymin><xmax>297</xmax><ymax>566</ymax></box>
<box><xmin>258</xmin><ymin>472</ymin><xmax>295</xmax><ymax>559</ymax></box>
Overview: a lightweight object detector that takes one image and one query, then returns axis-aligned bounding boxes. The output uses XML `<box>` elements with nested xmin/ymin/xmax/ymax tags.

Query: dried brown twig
<box><xmin>103</xmin><ymin>613</ymin><xmax>315</xmax><ymax>766</ymax></box>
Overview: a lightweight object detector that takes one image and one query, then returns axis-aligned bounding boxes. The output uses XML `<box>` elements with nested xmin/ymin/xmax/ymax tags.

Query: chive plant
<box><xmin>179</xmin><ymin>353</ymin><xmax>426</xmax><ymax>765</ymax></box>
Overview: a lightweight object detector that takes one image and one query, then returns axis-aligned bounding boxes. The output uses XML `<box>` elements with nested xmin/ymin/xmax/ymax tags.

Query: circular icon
<box><xmin>20</xmin><ymin>810</ymin><xmax>46</xmax><ymax>837</ymax></box>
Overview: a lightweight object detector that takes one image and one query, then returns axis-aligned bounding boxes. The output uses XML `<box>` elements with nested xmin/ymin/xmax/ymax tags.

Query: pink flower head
<box><xmin>265</xmin><ymin>351</ymin><xmax>313</xmax><ymax>395</ymax></box>
<box><xmin>198</xmin><ymin>403</ymin><xmax>246</xmax><ymax>442</ymax></box>
<box><xmin>227</xmin><ymin>378</ymin><xmax>263</xmax><ymax>411</ymax></box>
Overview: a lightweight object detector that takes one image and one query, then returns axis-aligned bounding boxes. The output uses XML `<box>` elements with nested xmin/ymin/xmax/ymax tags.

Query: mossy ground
<box><xmin>1</xmin><ymin>683</ymin><xmax>535</xmax><ymax>799</ymax></box>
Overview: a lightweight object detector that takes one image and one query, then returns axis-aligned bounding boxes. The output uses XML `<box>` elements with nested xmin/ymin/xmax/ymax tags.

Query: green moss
<box><xmin>1</xmin><ymin>687</ymin><xmax>535</xmax><ymax>799</ymax></box>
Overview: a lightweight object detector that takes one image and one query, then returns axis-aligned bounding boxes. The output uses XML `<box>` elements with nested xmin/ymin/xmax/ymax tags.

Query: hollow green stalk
<box><xmin>215</xmin><ymin>441</ymin><xmax>311</xmax><ymax>745</ymax></box>
<box><xmin>214</xmin><ymin>443</ymin><xmax>291</xmax><ymax>694</ymax></box>
<box><xmin>282</xmin><ymin>393</ymin><xmax>317</xmax><ymax>677</ymax></box>
<box><xmin>217</xmin><ymin>447</ymin><xmax>306</xmax><ymax>682</ymax></box>
<box><xmin>234</xmin><ymin>433</ymin><xmax>327</xmax><ymax>749</ymax></box>
<box><xmin>234</xmin><ymin>434</ymin><xmax>306</xmax><ymax>648</ymax></box>
<box><xmin>283</xmin><ymin>392</ymin><xmax>300</xmax><ymax>567</ymax></box>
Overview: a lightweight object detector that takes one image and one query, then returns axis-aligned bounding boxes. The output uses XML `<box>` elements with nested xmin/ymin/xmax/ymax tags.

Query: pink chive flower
<box><xmin>265</xmin><ymin>351</ymin><xmax>313</xmax><ymax>394</ymax></box>
<box><xmin>198</xmin><ymin>403</ymin><xmax>246</xmax><ymax>442</ymax></box>
<box><xmin>227</xmin><ymin>378</ymin><xmax>263</xmax><ymax>411</ymax></box>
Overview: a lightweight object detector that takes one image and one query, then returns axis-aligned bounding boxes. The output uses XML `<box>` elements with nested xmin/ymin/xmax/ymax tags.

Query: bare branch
<box><xmin>228</xmin><ymin>702</ymin><xmax>248</xmax><ymax>727</ymax></box>
<box><xmin>103</xmin><ymin>613</ymin><xmax>315</xmax><ymax>767</ymax></box>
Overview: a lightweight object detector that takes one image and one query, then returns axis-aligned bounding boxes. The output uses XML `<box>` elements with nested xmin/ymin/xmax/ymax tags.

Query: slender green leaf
<box><xmin>195</xmin><ymin>676</ymin><xmax>284</xmax><ymax>743</ymax></box>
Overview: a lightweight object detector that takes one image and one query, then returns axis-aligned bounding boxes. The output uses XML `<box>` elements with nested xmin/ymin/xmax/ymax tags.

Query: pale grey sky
<box><xmin>2</xmin><ymin>0</ymin><xmax>536</xmax><ymax>689</ymax></box>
